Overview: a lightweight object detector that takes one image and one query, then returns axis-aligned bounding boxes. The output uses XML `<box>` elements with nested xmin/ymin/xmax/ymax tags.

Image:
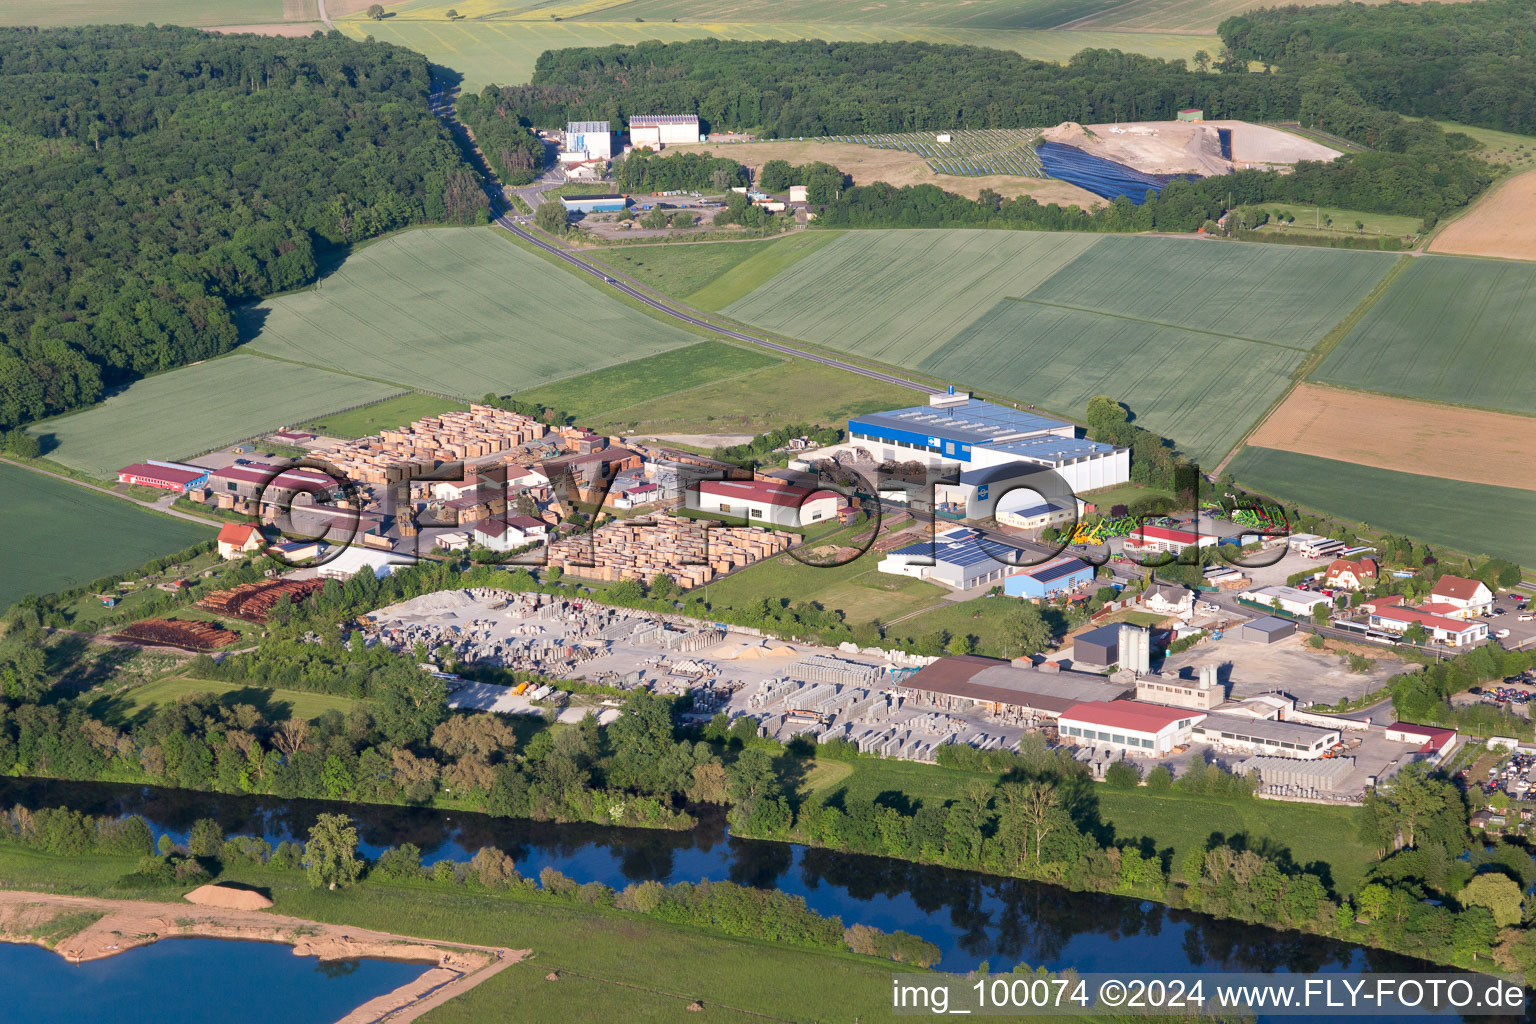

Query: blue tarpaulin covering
<box><xmin>1037</xmin><ymin>141</ymin><xmax>1199</xmax><ymax>204</ymax></box>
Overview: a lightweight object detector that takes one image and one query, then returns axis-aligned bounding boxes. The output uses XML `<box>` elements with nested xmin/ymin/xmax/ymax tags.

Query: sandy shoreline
<box><xmin>0</xmin><ymin>889</ymin><xmax>527</xmax><ymax>1024</ymax></box>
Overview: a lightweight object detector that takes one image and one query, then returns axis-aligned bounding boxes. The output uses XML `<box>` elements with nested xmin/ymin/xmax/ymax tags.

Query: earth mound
<box><xmin>183</xmin><ymin>884</ymin><xmax>273</xmax><ymax>911</ymax></box>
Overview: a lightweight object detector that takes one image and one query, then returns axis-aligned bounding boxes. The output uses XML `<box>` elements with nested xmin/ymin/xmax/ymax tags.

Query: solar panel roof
<box><xmin>852</xmin><ymin>399</ymin><xmax>1072</xmax><ymax>445</ymax></box>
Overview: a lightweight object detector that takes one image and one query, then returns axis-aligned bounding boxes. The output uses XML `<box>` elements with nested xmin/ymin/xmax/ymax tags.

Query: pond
<box><xmin>0</xmin><ymin>936</ymin><xmax>424</xmax><ymax>1024</ymax></box>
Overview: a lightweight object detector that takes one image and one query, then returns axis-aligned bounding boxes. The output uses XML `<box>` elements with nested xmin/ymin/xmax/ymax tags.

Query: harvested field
<box><xmin>674</xmin><ymin>139</ymin><xmax>1104</xmax><ymax>207</ymax></box>
<box><xmin>197</xmin><ymin>578</ymin><xmax>327</xmax><ymax>622</ymax></box>
<box><xmin>115</xmin><ymin>618</ymin><xmax>244</xmax><ymax>651</ymax></box>
<box><xmin>1430</xmin><ymin>169</ymin><xmax>1536</xmax><ymax>261</ymax></box>
<box><xmin>1056</xmin><ymin>0</ymin><xmax>1475</xmax><ymax>33</ymax></box>
<box><xmin>0</xmin><ymin>0</ymin><xmax>300</xmax><ymax>27</ymax></box>
<box><xmin>1227</xmin><ymin>447</ymin><xmax>1536</xmax><ymax>566</ymax></box>
<box><xmin>1249</xmin><ymin>383</ymin><xmax>1536</xmax><ymax>492</ymax></box>
<box><xmin>208</xmin><ymin>22</ymin><xmax>327</xmax><ymax>35</ymax></box>
<box><xmin>1314</xmin><ymin>254</ymin><xmax>1536</xmax><ymax>414</ymax></box>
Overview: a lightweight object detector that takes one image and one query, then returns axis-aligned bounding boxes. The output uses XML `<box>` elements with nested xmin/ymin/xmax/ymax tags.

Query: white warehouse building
<box><xmin>564</xmin><ymin>120</ymin><xmax>612</xmax><ymax>161</ymax></box>
<box><xmin>847</xmin><ymin>394</ymin><xmax>1129</xmax><ymax>519</ymax></box>
<box><xmin>629</xmin><ymin>114</ymin><xmax>701</xmax><ymax>148</ymax></box>
<box><xmin>688</xmin><ymin>478</ymin><xmax>840</xmax><ymax>528</ymax></box>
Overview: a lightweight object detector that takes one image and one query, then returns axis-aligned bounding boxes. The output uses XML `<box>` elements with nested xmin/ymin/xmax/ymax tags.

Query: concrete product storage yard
<box><xmin>359</xmin><ymin>589</ymin><xmax>1037</xmax><ymax>758</ymax></box>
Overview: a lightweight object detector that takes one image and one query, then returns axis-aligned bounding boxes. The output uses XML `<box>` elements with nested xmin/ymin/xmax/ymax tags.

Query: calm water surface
<box><xmin>0</xmin><ymin>937</ymin><xmax>423</xmax><ymax>1024</ymax></box>
<box><xmin>0</xmin><ymin>778</ymin><xmax>1438</xmax><ymax>980</ymax></box>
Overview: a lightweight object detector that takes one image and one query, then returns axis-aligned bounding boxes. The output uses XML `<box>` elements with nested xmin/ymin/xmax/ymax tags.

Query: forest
<box><xmin>1221</xmin><ymin>0</ymin><xmax>1536</xmax><ymax>134</ymax></box>
<box><xmin>0</xmin><ymin>26</ymin><xmax>486</xmax><ymax>432</ymax></box>
<box><xmin>457</xmin><ymin>85</ymin><xmax>548</xmax><ymax>186</ymax></box>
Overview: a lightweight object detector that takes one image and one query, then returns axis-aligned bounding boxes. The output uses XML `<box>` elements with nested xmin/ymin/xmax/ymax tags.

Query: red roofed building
<box><xmin>1057</xmin><ymin>700</ymin><xmax>1206</xmax><ymax>755</ymax></box>
<box><xmin>216</xmin><ymin>522</ymin><xmax>264</xmax><ymax>560</ymax></box>
<box><xmin>1325</xmin><ymin>557</ymin><xmax>1378</xmax><ymax>591</ymax></box>
<box><xmin>688</xmin><ymin>478</ymin><xmax>841</xmax><ymax>528</ymax></box>
<box><xmin>1120</xmin><ymin>524</ymin><xmax>1217</xmax><ymax>556</ymax></box>
<box><xmin>1368</xmin><ymin>604</ymin><xmax>1487</xmax><ymax>647</ymax></box>
<box><xmin>1429</xmin><ymin>574</ymin><xmax>1493</xmax><ymax>619</ymax></box>
<box><xmin>117</xmin><ymin>462</ymin><xmax>209</xmax><ymax>492</ymax></box>
<box><xmin>1385</xmin><ymin>722</ymin><xmax>1458</xmax><ymax>763</ymax></box>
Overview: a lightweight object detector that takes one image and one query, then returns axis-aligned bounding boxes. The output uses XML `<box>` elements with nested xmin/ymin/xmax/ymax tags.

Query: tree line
<box><xmin>0</xmin><ymin>26</ymin><xmax>487</xmax><ymax>432</ymax></box>
<box><xmin>1221</xmin><ymin>0</ymin><xmax>1536</xmax><ymax>134</ymax></box>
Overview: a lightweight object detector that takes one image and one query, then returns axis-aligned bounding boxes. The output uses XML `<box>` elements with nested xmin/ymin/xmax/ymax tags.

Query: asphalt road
<box><xmin>424</xmin><ymin>77</ymin><xmax>928</xmax><ymax>394</ymax></box>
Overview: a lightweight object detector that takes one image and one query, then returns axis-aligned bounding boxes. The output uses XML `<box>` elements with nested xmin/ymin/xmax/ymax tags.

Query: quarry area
<box><xmin>1042</xmin><ymin>119</ymin><xmax>1341</xmax><ymax>176</ymax></box>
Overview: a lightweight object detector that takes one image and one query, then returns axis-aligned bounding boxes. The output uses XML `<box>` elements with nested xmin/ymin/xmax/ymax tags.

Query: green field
<box><xmin>97</xmin><ymin>677</ymin><xmax>362</xmax><ymax>725</ymax></box>
<box><xmin>883</xmin><ymin>593</ymin><xmax>1056</xmax><ymax>658</ymax></box>
<box><xmin>596</xmin><ymin>234</ymin><xmax>839</xmax><ymax>308</ymax></box>
<box><xmin>0</xmin><ymin>0</ymin><xmax>312</xmax><ymax>28</ymax></box>
<box><xmin>725</xmin><ymin>230</ymin><xmax>1102</xmax><ymax>366</ymax></box>
<box><xmin>568</xmin><ymin>357</ymin><xmax>918</xmax><ymax>436</ymax></box>
<box><xmin>301</xmin><ymin>393</ymin><xmax>469</xmax><ymax>439</ymax></box>
<box><xmin>26</xmin><ymin>354</ymin><xmax>403</xmax><ymax>479</ymax></box>
<box><xmin>511</xmin><ymin>341</ymin><xmax>781</xmax><ymax>421</ymax></box>
<box><xmin>1436</xmin><ymin>121</ymin><xmax>1536</xmax><ymax>166</ymax></box>
<box><xmin>700</xmin><ymin>529</ymin><xmax>947</xmax><ymax>627</ymax></box>
<box><xmin>808</xmin><ymin>755</ymin><xmax>1375</xmax><ymax>894</ymax></box>
<box><xmin>339</xmin><ymin>14</ymin><xmax>1212</xmax><ymax>91</ymax></box>
<box><xmin>920</xmin><ymin>297</ymin><xmax>1308</xmax><ymax>464</ymax></box>
<box><xmin>0</xmin><ymin>463</ymin><xmax>210</xmax><ymax>611</ymax></box>
<box><xmin>1022</xmin><ymin>237</ymin><xmax>1398</xmax><ymax>349</ymax></box>
<box><xmin>1314</xmin><ymin>255</ymin><xmax>1536</xmax><ymax>414</ymax></box>
<box><xmin>245</xmin><ymin>228</ymin><xmax>698</xmax><ymax>398</ymax></box>
<box><xmin>1229</xmin><ymin>446</ymin><xmax>1536</xmax><ymax>566</ymax></box>
<box><xmin>727</xmin><ymin>232</ymin><xmax>1397</xmax><ymax>463</ymax></box>
<box><xmin>1245</xmin><ymin>203</ymin><xmax>1422</xmax><ymax>239</ymax></box>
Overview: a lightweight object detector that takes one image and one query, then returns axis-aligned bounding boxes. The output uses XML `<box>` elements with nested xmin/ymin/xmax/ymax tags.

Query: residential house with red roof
<box><xmin>1429</xmin><ymin>574</ymin><xmax>1493</xmax><ymax>619</ymax></box>
<box><xmin>216</xmin><ymin>522</ymin><xmax>264</xmax><ymax>560</ymax></box>
<box><xmin>1325</xmin><ymin>557</ymin><xmax>1378</xmax><ymax>591</ymax></box>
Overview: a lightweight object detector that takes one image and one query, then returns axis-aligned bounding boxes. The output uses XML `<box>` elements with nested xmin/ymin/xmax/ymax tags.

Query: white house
<box><xmin>688</xmin><ymin>478</ymin><xmax>840</xmax><ymax>528</ymax></box>
<box><xmin>1240</xmin><ymin>585</ymin><xmax>1331</xmax><ymax>618</ymax></box>
<box><xmin>473</xmin><ymin>516</ymin><xmax>549</xmax><ymax>552</ymax></box>
<box><xmin>1325</xmin><ymin>557</ymin><xmax>1378</xmax><ymax>591</ymax></box>
<box><xmin>1143</xmin><ymin>583</ymin><xmax>1195</xmax><ymax>617</ymax></box>
<box><xmin>1429</xmin><ymin>574</ymin><xmax>1494</xmax><ymax>619</ymax></box>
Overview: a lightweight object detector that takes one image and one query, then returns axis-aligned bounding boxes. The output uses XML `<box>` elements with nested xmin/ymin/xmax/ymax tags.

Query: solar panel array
<box><xmin>812</xmin><ymin>128</ymin><xmax>1047</xmax><ymax>178</ymax></box>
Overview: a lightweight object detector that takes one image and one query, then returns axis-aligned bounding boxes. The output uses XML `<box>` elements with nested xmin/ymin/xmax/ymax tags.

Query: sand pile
<box><xmin>1044</xmin><ymin>120</ymin><xmax>1231</xmax><ymax>176</ymax></box>
<box><xmin>715</xmin><ymin>640</ymin><xmax>799</xmax><ymax>660</ymax></box>
<box><xmin>184</xmin><ymin>884</ymin><xmax>273</xmax><ymax>910</ymax></box>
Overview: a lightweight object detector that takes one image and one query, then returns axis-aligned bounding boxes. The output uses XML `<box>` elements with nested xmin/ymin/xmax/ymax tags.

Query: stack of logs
<box><xmin>115</xmin><ymin>618</ymin><xmax>243</xmax><ymax>651</ymax></box>
<box><xmin>196</xmin><ymin>578</ymin><xmax>328</xmax><ymax>621</ymax></box>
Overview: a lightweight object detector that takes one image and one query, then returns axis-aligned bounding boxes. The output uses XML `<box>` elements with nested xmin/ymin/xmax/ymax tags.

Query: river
<box><xmin>0</xmin><ymin>777</ymin><xmax>1452</xmax><ymax>983</ymax></box>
